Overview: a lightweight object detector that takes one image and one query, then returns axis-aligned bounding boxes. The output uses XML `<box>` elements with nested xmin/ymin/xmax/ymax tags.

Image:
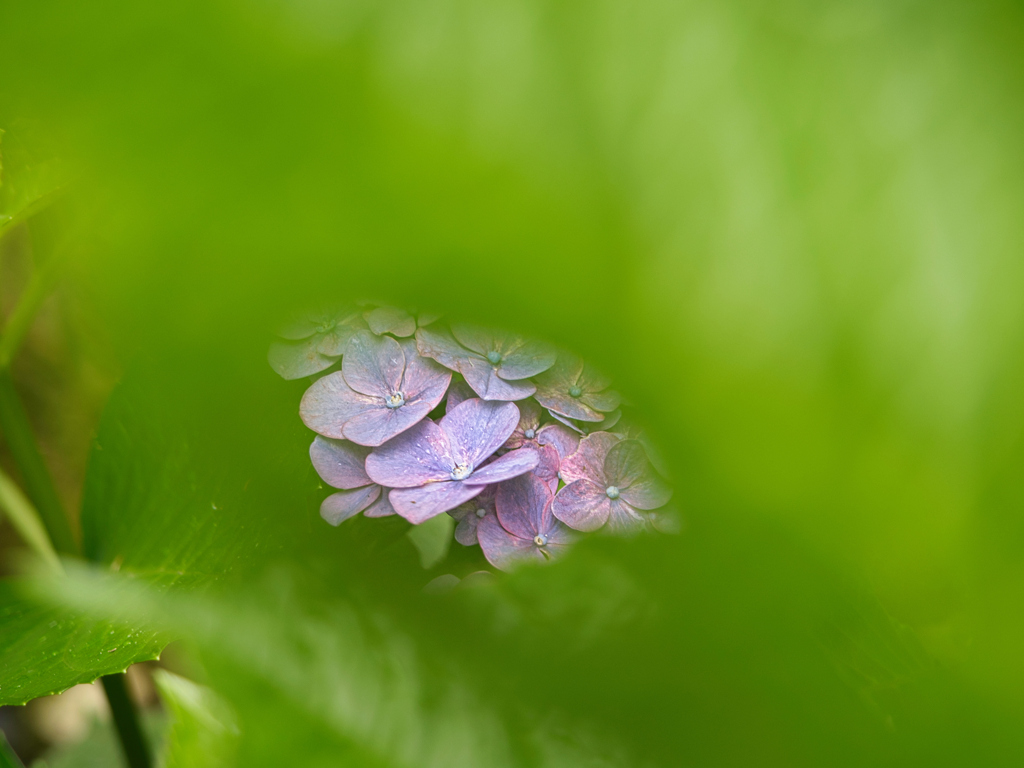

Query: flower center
<box><xmin>533</xmin><ymin>534</ymin><xmax>548</xmax><ymax>547</ymax></box>
<box><xmin>605</xmin><ymin>485</ymin><xmax>620</xmax><ymax>499</ymax></box>
<box><xmin>524</xmin><ymin>428</ymin><xmax>536</xmax><ymax>439</ymax></box>
<box><xmin>568</xmin><ymin>385</ymin><xmax>583</xmax><ymax>398</ymax></box>
<box><xmin>385</xmin><ymin>391</ymin><xmax>406</xmax><ymax>409</ymax></box>
<box><xmin>486</xmin><ymin>350</ymin><xmax>502</xmax><ymax>365</ymax></box>
<box><xmin>450</xmin><ymin>463</ymin><xmax>473</xmax><ymax>481</ymax></box>
<box><xmin>475</xmin><ymin>508</ymin><xmax>487</xmax><ymax>518</ymax></box>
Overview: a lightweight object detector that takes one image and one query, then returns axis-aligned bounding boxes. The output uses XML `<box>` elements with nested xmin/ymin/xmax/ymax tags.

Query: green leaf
<box><xmin>405</xmin><ymin>513</ymin><xmax>453</xmax><ymax>570</ymax></box>
<box><xmin>0</xmin><ymin>127</ymin><xmax>65</xmax><ymax>240</ymax></box>
<box><xmin>154</xmin><ymin>670</ymin><xmax>238</xmax><ymax>768</ymax></box>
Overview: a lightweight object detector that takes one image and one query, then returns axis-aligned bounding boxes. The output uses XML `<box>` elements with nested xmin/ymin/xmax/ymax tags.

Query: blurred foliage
<box><xmin>2</xmin><ymin>0</ymin><xmax>1024</xmax><ymax>765</ymax></box>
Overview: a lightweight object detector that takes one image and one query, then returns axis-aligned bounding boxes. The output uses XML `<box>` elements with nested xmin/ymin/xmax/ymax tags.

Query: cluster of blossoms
<box><xmin>270</xmin><ymin>305</ymin><xmax>673</xmax><ymax>571</ymax></box>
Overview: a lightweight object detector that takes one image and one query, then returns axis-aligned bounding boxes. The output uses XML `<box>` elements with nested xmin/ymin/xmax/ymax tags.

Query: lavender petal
<box><xmin>389</xmin><ymin>481</ymin><xmax>485</xmax><ymax>523</ymax></box>
<box><xmin>464</xmin><ymin>447</ymin><xmax>539</xmax><ymax>486</ymax></box>
<box><xmin>460</xmin><ymin>357</ymin><xmax>537</xmax><ymax>400</ymax></box>
<box><xmin>300</xmin><ymin>371</ymin><xmax>377</xmax><ymax>439</ymax></box>
<box><xmin>477</xmin><ymin>515</ymin><xmax>542</xmax><ymax>571</ymax></box>
<box><xmin>362</xmin><ymin>491</ymin><xmax>398</xmax><ymax>518</ymax></box>
<box><xmin>440</xmin><ymin>398</ymin><xmax>521</xmax><ymax>468</ymax></box>
<box><xmin>398</xmin><ymin>339</ymin><xmax>452</xmax><ymax>406</ymax></box>
<box><xmin>495</xmin><ymin>339</ymin><xmax>557</xmax><ymax>380</ymax></box>
<box><xmin>320</xmin><ymin>485</ymin><xmax>381</xmax><ymax>526</ymax></box>
<box><xmin>551</xmin><ymin>479</ymin><xmax>613</xmax><ymax>531</ymax></box>
<box><xmin>364</xmin><ymin>419</ymin><xmax>454</xmax><ymax>487</ymax></box>
<box><xmin>309</xmin><ymin>436</ymin><xmax>371</xmax><ymax>489</ymax></box>
<box><xmin>268</xmin><ymin>339</ymin><xmax>337</xmax><ymax>380</ymax></box>
<box><xmin>415</xmin><ymin>326</ymin><xmax>476</xmax><ymax>373</ymax></box>
<box><xmin>536</xmin><ymin>423</ymin><xmax>579</xmax><ymax>459</ymax></box>
<box><xmin>342</xmin><ymin>399</ymin><xmax>436</xmax><ymax>447</ymax></box>
<box><xmin>445</xmin><ymin>379</ymin><xmax>475</xmax><ymax>413</ymax></box>
<box><xmin>495</xmin><ymin>472</ymin><xmax>551</xmax><ymax>539</ymax></box>
<box><xmin>342</xmin><ymin>330</ymin><xmax>406</xmax><ymax>398</ymax></box>
<box><xmin>620</xmin><ymin>476</ymin><xmax>673</xmax><ymax>510</ymax></box>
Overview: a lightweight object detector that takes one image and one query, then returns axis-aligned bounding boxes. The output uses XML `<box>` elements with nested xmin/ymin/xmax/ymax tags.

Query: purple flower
<box><xmin>552</xmin><ymin>432</ymin><xmax>672</xmax><ymax>533</ymax></box>
<box><xmin>533</xmin><ymin>353</ymin><xmax>620</xmax><ymax>423</ymax></box>
<box><xmin>416</xmin><ymin>324</ymin><xmax>556</xmax><ymax>401</ymax></box>
<box><xmin>268</xmin><ymin>307</ymin><xmax>366</xmax><ymax>380</ymax></box>
<box><xmin>364</xmin><ymin>398</ymin><xmax>539</xmax><ymax>523</ymax></box>
<box><xmin>477</xmin><ymin>473</ymin><xmax>574</xmax><ymax>570</ymax></box>
<box><xmin>502</xmin><ymin>399</ymin><xmax>579</xmax><ymax>492</ymax></box>
<box><xmin>448</xmin><ymin>486</ymin><xmax>497</xmax><ymax>546</ymax></box>
<box><xmin>550</xmin><ymin>408</ymin><xmax>622</xmax><ymax>435</ymax></box>
<box><xmin>309</xmin><ymin>436</ymin><xmax>396</xmax><ymax>525</ymax></box>
<box><xmin>300</xmin><ymin>330</ymin><xmax>451</xmax><ymax>446</ymax></box>
<box><xmin>444</xmin><ymin>379</ymin><xmax>476</xmax><ymax>413</ymax></box>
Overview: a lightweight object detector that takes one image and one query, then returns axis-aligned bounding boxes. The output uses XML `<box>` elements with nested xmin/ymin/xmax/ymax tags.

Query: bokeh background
<box><xmin>2</xmin><ymin>0</ymin><xmax>1024</xmax><ymax>765</ymax></box>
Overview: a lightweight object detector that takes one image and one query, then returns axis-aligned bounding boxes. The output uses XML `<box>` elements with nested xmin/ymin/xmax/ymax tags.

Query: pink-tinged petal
<box><xmin>459</xmin><ymin>357</ymin><xmax>537</xmax><ymax>400</ymax></box>
<box><xmin>449</xmin><ymin>323</ymin><xmax>499</xmax><ymax>356</ymax></box>
<box><xmin>495</xmin><ymin>339</ymin><xmax>557</xmax><ymax>380</ymax></box>
<box><xmin>452</xmin><ymin>513</ymin><xmax>481</xmax><ymax>546</ymax></box>
<box><xmin>559</xmin><ymin>432</ymin><xmax>619</xmax><ymax>485</ymax></box>
<box><xmin>398</xmin><ymin>339</ymin><xmax>452</xmax><ymax>406</ymax></box>
<box><xmin>477</xmin><ymin>515</ymin><xmax>543</xmax><ymax>571</ymax></box>
<box><xmin>551</xmin><ymin>479</ymin><xmax>613</xmax><ymax>531</ymax></box>
<box><xmin>342</xmin><ymin>331</ymin><xmax>405</xmax><ymax>398</ymax></box>
<box><xmin>604</xmin><ymin>440</ymin><xmax>650</xmax><ymax>487</ymax></box>
<box><xmin>389</xmin><ymin>481</ymin><xmax>484</xmax><ymax>523</ymax></box>
<box><xmin>415</xmin><ymin>326</ymin><xmax>476</xmax><ymax>372</ymax></box>
<box><xmin>495</xmin><ymin>472</ymin><xmax>551</xmax><ymax>539</ymax></box>
<box><xmin>341</xmin><ymin>399</ymin><xmax>436</xmax><ymax>447</ymax></box>
<box><xmin>445</xmin><ymin>379</ymin><xmax>475</xmax><ymax>413</ymax></box>
<box><xmin>364</xmin><ymin>306</ymin><xmax>417</xmax><ymax>337</ymax></box>
<box><xmin>464</xmin><ymin>446</ymin><xmax>540</xmax><ymax>486</ymax></box>
<box><xmin>449</xmin><ymin>486</ymin><xmax>496</xmax><ymax>544</ymax></box>
<box><xmin>543</xmin><ymin>522</ymin><xmax>576</xmax><ymax>549</ymax></box>
<box><xmin>309</xmin><ymin>436</ymin><xmax>371</xmax><ymax>489</ymax></box>
<box><xmin>440</xmin><ymin>399</ymin><xmax>521</xmax><ymax>468</ymax></box>
<box><xmin>532</xmin><ymin>444</ymin><xmax>562</xmax><ymax>494</ymax></box>
<box><xmin>364</xmin><ymin>419</ymin><xmax>453</xmax><ymax>487</ymax></box>
<box><xmin>268</xmin><ymin>339</ymin><xmax>337</xmax><ymax>380</ymax></box>
<box><xmin>320</xmin><ymin>485</ymin><xmax>380</xmax><ymax>526</ymax></box>
<box><xmin>363</xmin><ymin>491</ymin><xmax>397</xmax><ymax>518</ymax></box>
<box><xmin>536</xmin><ymin>424</ymin><xmax>579</xmax><ymax>459</ymax></box>
<box><xmin>580</xmin><ymin>388</ymin><xmax>621</xmax><ymax>413</ymax></box>
<box><xmin>300</xmin><ymin>372</ymin><xmax>378</xmax><ymax>439</ymax></box>
<box><xmin>606</xmin><ymin>500</ymin><xmax>648</xmax><ymax>534</ymax></box>
<box><xmin>620</xmin><ymin>476</ymin><xmax>673</xmax><ymax>510</ymax></box>
<box><xmin>504</xmin><ymin>399</ymin><xmax>543</xmax><ymax>449</ymax></box>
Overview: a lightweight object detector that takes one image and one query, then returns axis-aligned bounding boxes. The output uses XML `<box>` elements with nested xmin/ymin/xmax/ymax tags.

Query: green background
<box><xmin>3</xmin><ymin>0</ymin><xmax>1024</xmax><ymax>765</ymax></box>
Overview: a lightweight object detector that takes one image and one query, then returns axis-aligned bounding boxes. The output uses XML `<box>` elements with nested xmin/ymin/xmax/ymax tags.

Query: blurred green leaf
<box><xmin>405</xmin><ymin>513</ymin><xmax>453</xmax><ymax>570</ymax></box>
<box><xmin>153</xmin><ymin>670</ymin><xmax>238</xmax><ymax>768</ymax></box>
<box><xmin>28</xmin><ymin>711</ymin><xmax>162</xmax><ymax>768</ymax></box>
<box><xmin>0</xmin><ymin>128</ymin><xmax>65</xmax><ymax>239</ymax></box>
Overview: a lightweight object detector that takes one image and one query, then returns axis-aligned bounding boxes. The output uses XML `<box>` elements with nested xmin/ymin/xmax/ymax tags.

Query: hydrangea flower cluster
<box><xmin>270</xmin><ymin>305</ymin><xmax>673</xmax><ymax>571</ymax></box>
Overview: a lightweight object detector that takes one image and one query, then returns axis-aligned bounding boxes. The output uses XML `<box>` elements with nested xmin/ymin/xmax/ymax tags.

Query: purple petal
<box><xmin>551</xmin><ymin>479</ymin><xmax>613</xmax><ymax>531</ymax></box>
<box><xmin>316</xmin><ymin>315</ymin><xmax>365</xmax><ymax>356</ymax></box>
<box><xmin>364</xmin><ymin>306</ymin><xmax>417</xmax><ymax>337</ymax></box>
<box><xmin>268</xmin><ymin>339</ymin><xmax>338</xmax><ymax>380</ymax></box>
<box><xmin>415</xmin><ymin>326</ymin><xmax>477</xmax><ymax>372</ymax></box>
<box><xmin>495</xmin><ymin>339</ymin><xmax>557</xmax><ymax>380</ymax></box>
<box><xmin>364</xmin><ymin>419</ymin><xmax>454</xmax><ymax>487</ymax></box>
<box><xmin>300</xmin><ymin>372</ymin><xmax>378</xmax><ymax>439</ymax></box>
<box><xmin>342</xmin><ymin>331</ymin><xmax>405</xmax><ymax>398</ymax></box>
<box><xmin>606</xmin><ymin>500</ymin><xmax>648</xmax><ymax>534</ymax></box>
<box><xmin>464</xmin><ymin>446</ymin><xmax>540</xmax><ymax>485</ymax></box>
<box><xmin>397</xmin><ymin>339</ymin><xmax>452</xmax><ymax>406</ymax></box>
<box><xmin>536</xmin><ymin>424</ymin><xmax>579</xmax><ymax>459</ymax></box>
<box><xmin>389</xmin><ymin>481</ymin><xmax>485</xmax><ymax>523</ymax></box>
<box><xmin>532</xmin><ymin>444</ymin><xmax>562</xmax><ymax>493</ymax></box>
<box><xmin>620</xmin><ymin>476</ymin><xmax>673</xmax><ymax>510</ymax></box>
<box><xmin>558</xmin><ymin>432</ymin><xmax>619</xmax><ymax>485</ymax></box>
<box><xmin>495</xmin><ymin>472</ymin><xmax>552</xmax><ymax>539</ymax></box>
<box><xmin>363</xmin><ymin>491</ymin><xmax>397</xmax><ymax>518</ymax></box>
<box><xmin>452</xmin><ymin>513</ymin><xmax>481</xmax><ymax>545</ymax></box>
<box><xmin>309</xmin><ymin>437</ymin><xmax>371</xmax><ymax>489</ymax></box>
<box><xmin>604</xmin><ymin>440</ymin><xmax>650</xmax><ymax>487</ymax></box>
<box><xmin>449</xmin><ymin>324</ymin><xmax>499</xmax><ymax>356</ymax></box>
<box><xmin>320</xmin><ymin>485</ymin><xmax>380</xmax><ymax>526</ymax></box>
<box><xmin>477</xmin><ymin>514</ymin><xmax>543</xmax><ymax>571</ymax></box>
<box><xmin>445</xmin><ymin>379</ymin><xmax>475</xmax><ymax>413</ymax></box>
<box><xmin>341</xmin><ymin>399</ymin><xmax>436</xmax><ymax>447</ymax></box>
<box><xmin>459</xmin><ymin>357</ymin><xmax>537</xmax><ymax>400</ymax></box>
<box><xmin>440</xmin><ymin>399</ymin><xmax>521</xmax><ymax>468</ymax></box>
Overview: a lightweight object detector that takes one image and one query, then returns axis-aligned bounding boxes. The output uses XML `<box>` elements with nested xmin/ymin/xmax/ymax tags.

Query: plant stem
<box><xmin>0</xmin><ymin>371</ymin><xmax>77</xmax><ymax>555</ymax></box>
<box><xmin>101</xmin><ymin>674</ymin><xmax>153</xmax><ymax>768</ymax></box>
<box><xmin>0</xmin><ymin>731</ymin><xmax>25</xmax><ymax>768</ymax></box>
<box><xmin>0</xmin><ymin>256</ymin><xmax>61</xmax><ymax>369</ymax></box>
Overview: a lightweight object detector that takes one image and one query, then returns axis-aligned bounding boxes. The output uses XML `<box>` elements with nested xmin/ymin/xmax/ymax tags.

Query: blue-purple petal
<box><xmin>320</xmin><ymin>485</ymin><xmax>381</xmax><ymax>526</ymax></box>
<box><xmin>309</xmin><ymin>436</ymin><xmax>372</xmax><ymax>489</ymax></box>
<box><xmin>463</xmin><ymin>446</ymin><xmax>539</xmax><ymax>486</ymax></box>
<box><xmin>364</xmin><ymin>419</ymin><xmax>454</xmax><ymax>487</ymax></box>
<box><xmin>440</xmin><ymin>398</ymin><xmax>520</xmax><ymax>468</ymax></box>
<box><xmin>342</xmin><ymin>331</ymin><xmax>405</xmax><ymax>398</ymax></box>
<box><xmin>389</xmin><ymin>481</ymin><xmax>485</xmax><ymax>524</ymax></box>
<box><xmin>300</xmin><ymin>371</ymin><xmax>377</xmax><ymax>439</ymax></box>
